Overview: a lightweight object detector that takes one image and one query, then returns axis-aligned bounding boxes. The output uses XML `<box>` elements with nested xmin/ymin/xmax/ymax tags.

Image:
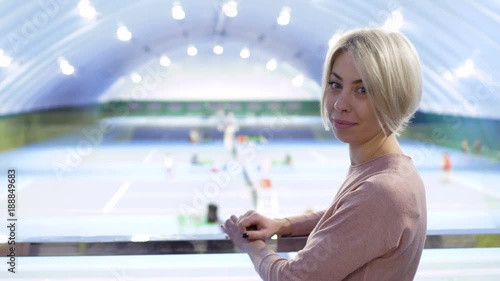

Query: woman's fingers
<box><xmin>238</xmin><ymin>210</ymin><xmax>257</xmax><ymax>225</ymax></box>
<box><xmin>240</xmin><ymin>213</ymin><xmax>262</xmax><ymax>230</ymax></box>
<box><xmin>224</xmin><ymin>212</ymin><xmax>268</xmax><ymax>239</ymax></box>
<box><xmin>223</xmin><ymin>215</ymin><xmax>238</xmax><ymax>234</ymax></box>
<box><xmin>244</xmin><ymin>210</ymin><xmax>255</xmax><ymax>217</ymax></box>
<box><xmin>242</xmin><ymin>229</ymin><xmax>267</xmax><ymax>240</ymax></box>
<box><xmin>236</xmin><ymin>212</ymin><xmax>256</xmax><ymax>232</ymax></box>
<box><xmin>230</xmin><ymin>215</ymin><xmax>238</xmax><ymax>223</ymax></box>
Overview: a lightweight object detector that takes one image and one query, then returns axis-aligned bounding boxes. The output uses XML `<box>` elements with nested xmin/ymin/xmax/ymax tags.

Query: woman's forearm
<box><xmin>275</xmin><ymin>218</ymin><xmax>292</xmax><ymax>236</ymax></box>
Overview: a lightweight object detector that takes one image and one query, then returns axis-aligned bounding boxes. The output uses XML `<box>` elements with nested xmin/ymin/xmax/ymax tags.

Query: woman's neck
<box><xmin>349</xmin><ymin>131</ymin><xmax>403</xmax><ymax>165</ymax></box>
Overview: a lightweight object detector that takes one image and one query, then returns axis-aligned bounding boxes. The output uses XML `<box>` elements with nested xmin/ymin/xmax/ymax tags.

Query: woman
<box><xmin>222</xmin><ymin>28</ymin><xmax>427</xmax><ymax>281</ymax></box>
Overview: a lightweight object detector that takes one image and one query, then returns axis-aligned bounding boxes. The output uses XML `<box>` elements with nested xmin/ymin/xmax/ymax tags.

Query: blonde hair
<box><xmin>320</xmin><ymin>28</ymin><xmax>422</xmax><ymax>136</ymax></box>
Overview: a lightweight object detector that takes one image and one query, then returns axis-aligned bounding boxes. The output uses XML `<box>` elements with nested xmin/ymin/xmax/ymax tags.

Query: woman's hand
<box><xmin>221</xmin><ymin>214</ymin><xmax>262</xmax><ymax>253</ymax></box>
<box><xmin>221</xmin><ymin>210</ymin><xmax>291</xmax><ymax>252</ymax></box>
<box><xmin>238</xmin><ymin>210</ymin><xmax>289</xmax><ymax>240</ymax></box>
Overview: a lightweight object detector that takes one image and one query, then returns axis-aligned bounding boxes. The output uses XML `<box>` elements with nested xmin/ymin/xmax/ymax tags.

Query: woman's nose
<box><xmin>334</xmin><ymin>90</ymin><xmax>351</xmax><ymax>112</ymax></box>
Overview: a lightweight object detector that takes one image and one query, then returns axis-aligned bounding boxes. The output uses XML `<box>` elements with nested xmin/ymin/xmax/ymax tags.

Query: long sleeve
<box><xmin>286</xmin><ymin>210</ymin><xmax>325</xmax><ymax>236</ymax></box>
<box><xmin>247</xmin><ymin>154</ymin><xmax>426</xmax><ymax>281</ymax></box>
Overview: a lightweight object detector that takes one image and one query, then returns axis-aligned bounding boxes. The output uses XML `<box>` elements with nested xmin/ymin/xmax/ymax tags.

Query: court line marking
<box><xmin>143</xmin><ymin>150</ymin><xmax>158</xmax><ymax>163</ymax></box>
<box><xmin>451</xmin><ymin>175</ymin><xmax>500</xmax><ymax>200</ymax></box>
<box><xmin>102</xmin><ymin>182</ymin><xmax>130</xmax><ymax>214</ymax></box>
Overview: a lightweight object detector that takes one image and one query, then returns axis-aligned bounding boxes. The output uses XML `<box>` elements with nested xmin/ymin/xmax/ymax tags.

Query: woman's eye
<box><xmin>357</xmin><ymin>87</ymin><xmax>366</xmax><ymax>94</ymax></box>
<box><xmin>328</xmin><ymin>82</ymin><xmax>341</xmax><ymax>89</ymax></box>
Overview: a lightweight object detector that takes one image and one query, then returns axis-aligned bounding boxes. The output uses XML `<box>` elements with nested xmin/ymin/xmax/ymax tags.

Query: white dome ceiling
<box><xmin>0</xmin><ymin>0</ymin><xmax>498</xmax><ymax>118</ymax></box>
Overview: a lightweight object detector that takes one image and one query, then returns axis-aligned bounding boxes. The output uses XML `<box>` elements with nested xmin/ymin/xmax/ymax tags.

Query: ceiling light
<box><xmin>187</xmin><ymin>45</ymin><xmax>198</xmax><ymax>56</ymax></box>
<box><xmin>383</xmin><ymin>10</ymin><xmax>403</xmax><ymax>31</ymax></box>
<box><xmin>266</xmin><ymin>59</ymin><xmax>277</xmax><ymax>71</ymax></box>
<box><xmin>277</xmin><ymin>6</ymin><xmax>291</xmax><ymax>26</ymax></box>
<box><xmin>456</xmin><ymin>59</ymin><xmax>475</xmax><ymax>78</ymax></box>
<box><xmin>130</xmin><ymin>72</ymin><xmax>142</xmax><ymax>83</ymax></box>
<box><xmin>223</xmin><ymin>1</ymin><xmax>238</xmax><ymax>17</ymax></box>
<box><xmin>0</xmin><ymin>49</ymin><xmax>12</xmax><ymax>68</ymax></box>
<box><xmin>160</xmin><ymin>55</ymin><xmax>171</xmax><ymax>67</ymax></box>
<box><xmin>117</xmin><ymin>25</ymin><xmax>132</xmax><ymax>41</ymax></box>
<box><xmin>240</xmin><ymin>47</ymin><xmax>250</xmax><ymax>59</ymax></box>
<box><xmin>78</xmin><ymin>0</ymin><xmax>97</xmax><ymax>19</ymax></box>
<box><xmin>328</xmin><ymin>33</ymin><xmax>341</xmax><ymax>48</ymax></box>
<box><xmin>58</xmin><ymin>57</ymin><xmax>75</xmax><ymax>75</ymax></box>
<box><xmin>213</xmin><ymin>45</ymin><xmax>224</xmax><ymax>55</ymax></box>
<box><xmin>0</xmin><ymin>56</ymin><xmax>12</xmax><ymax>68</ymax></box>
<box><xmin>172</xmin><ymin>2</ymin><xmax>185</xmax><ymax>20</ymax></box>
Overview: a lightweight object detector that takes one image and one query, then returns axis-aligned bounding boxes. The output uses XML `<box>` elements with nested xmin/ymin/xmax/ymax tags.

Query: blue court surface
<box><xmin>0</xmin><ymin>117</ymin><xmax>499</xmax><ymax>279</ymax></box>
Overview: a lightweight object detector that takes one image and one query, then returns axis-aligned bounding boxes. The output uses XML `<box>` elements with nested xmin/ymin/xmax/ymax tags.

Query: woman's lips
<box><xmin>332</xmin><ymin>119</ymin><xmax>357</xmax><ymax>129</ymax></box>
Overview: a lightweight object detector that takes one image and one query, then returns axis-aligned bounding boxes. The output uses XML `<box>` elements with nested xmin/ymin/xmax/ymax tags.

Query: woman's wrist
<box><xmin>244</xmin><ymin>239</ymin><xmax>266</xmax><ymax>252</ymax></box>
<box><xmin>276</xmin><ymin>218</ymin><xmax>292</xmax><ymax>236</ymax></box>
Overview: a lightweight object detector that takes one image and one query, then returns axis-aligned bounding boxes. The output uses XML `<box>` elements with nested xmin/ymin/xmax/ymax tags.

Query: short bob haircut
<box><xmin>321</xmin><ymin>28</ymin><xmax>422</xmax><ymax>136</ymax></box>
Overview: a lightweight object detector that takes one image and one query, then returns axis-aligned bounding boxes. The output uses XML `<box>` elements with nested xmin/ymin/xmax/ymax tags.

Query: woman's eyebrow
<box><xmin>331</xmin><ymin>72</ymin><xmax>363</xmax><ymax>84</ymax></box>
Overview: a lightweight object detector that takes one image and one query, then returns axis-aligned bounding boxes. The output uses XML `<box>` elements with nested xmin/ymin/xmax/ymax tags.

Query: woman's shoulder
<box><xmin>347</xmin><ymin>154</ymin><xmax>422</xmax><ymax>194</ymax></box>
<box><xmin>362</xmin><ymin>171</ymin><xmax>422</xmax><ymax>196</ymax></box>
<box><xmin>339</xmin><ymin>154</ymin><xmax>425</xmax><ymax>207</ymax></box>
<box><xmin>352</xmin><ymin>162</ymin><xmax>425</xmax><ymax>211</ymax></box>
<box><xmin>338</xmin><ymin>174</ymin><xmax>424</xmax><ymax>222</ymax></box>
<box><xmin>351</xmin><ymin>154</ymin><xmax>420</xmax><ymax>182</ymax></box>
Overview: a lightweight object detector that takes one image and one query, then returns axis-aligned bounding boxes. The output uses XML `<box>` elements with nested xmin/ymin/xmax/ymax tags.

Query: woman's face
<box><xmin>325</xmin><ymin>52</ymin><xmax>382</xmax><ymax>144</ymax></box>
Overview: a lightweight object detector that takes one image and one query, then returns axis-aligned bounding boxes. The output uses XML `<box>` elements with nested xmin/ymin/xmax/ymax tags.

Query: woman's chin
<box><xmin>332</xmin><ymin>132</ymin><xmax>350</xmax><ymax>143</ymax></box>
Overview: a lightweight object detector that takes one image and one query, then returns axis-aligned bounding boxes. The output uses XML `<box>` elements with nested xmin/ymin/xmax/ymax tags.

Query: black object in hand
<box><xmin>246</xmin><ymin>225</ymin><xmax>258</xmax><ymax>231</ymax></box>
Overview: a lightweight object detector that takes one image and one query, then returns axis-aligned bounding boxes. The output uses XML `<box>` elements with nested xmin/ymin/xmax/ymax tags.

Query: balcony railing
<box><xmin>3</xmin><ymin>229</ymin><xmax>500</xmax><ymax>257</ymax></box>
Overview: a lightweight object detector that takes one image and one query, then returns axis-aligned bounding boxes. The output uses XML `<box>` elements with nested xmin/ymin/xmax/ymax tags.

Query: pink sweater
<box><xmin>255</xmin><ymin>154</ymin><xmax>427</xmax><ymax>280</ymax></box>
